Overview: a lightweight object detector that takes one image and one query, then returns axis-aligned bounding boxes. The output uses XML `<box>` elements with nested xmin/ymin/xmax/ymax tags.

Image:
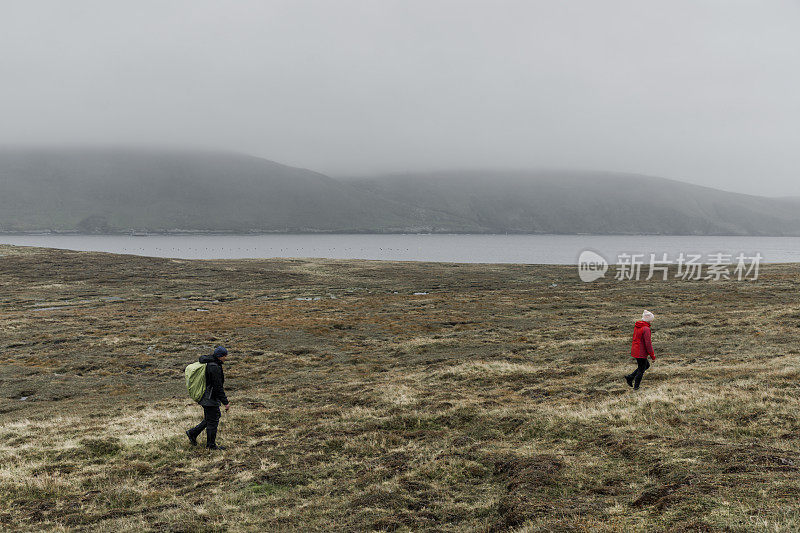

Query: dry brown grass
<box><xmin>1</xmin><ymin>244</ymin><xmax>799</xmax><ymax>531</ymax></box>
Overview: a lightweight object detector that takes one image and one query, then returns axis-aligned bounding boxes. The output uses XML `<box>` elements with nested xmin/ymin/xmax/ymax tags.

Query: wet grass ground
<box><xmin>1</xmin><ymin>244</ymin><xmax>799</xmax><ymax>531</ymax></box>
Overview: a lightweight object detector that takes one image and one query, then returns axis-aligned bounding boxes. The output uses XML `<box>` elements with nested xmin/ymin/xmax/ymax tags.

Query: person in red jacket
<box><xmin>625</xmin><ymin>310</ymin><xmax>656</xmax><ymax>390</ymax></box>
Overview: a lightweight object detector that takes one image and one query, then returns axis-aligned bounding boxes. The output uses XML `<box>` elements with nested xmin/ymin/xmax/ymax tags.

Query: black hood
<box><xmin>199</xmin><ymin>353</ymin><xmax>221</xmax><ymax>364</ymax></box>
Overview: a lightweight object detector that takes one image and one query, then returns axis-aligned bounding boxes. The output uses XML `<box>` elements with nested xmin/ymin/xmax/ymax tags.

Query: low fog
<box><xmin>1</xmin><ymin>0</ymin><xmax>798</xmax><ymax>195</ymax></box>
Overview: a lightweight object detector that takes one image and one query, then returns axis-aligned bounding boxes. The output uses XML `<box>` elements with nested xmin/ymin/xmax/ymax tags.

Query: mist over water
<box><xmin>2</xmin><ymin>234</ymin><xmax>798</xmax><ymax>264</ymax></box>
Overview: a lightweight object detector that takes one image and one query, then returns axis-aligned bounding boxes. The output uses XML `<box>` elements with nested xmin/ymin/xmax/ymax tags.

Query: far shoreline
<box><xmin>2</xmin><ymin>234</ymin><xmax>799</xmax><ymax>264</ymax></box>
<box><xmin>3</xmin><ymin>230</ymin><xmax>800</xmax><ymax>237</ymax></box>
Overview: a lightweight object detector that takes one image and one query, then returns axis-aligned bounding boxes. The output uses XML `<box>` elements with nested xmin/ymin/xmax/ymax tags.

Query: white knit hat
<box><xmin>642</xmin><ymin>310</ymin><xmax>655</xmax><ymax>322</ymax></box>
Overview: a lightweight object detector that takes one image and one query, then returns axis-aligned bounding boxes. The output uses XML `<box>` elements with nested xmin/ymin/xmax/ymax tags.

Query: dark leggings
<box><xmin>189</xmin><ymin>406</ymin><xmax>221</xmax><ymax>447</ymax></box>
<box><xmin>627</xmin><ymin>358</ymin><xmax>650</xmax><ymax>388</ymax></box>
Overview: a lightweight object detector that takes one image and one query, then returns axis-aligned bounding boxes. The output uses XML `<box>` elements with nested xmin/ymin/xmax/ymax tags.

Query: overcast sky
<box><xmin>1</xmin><ymin>1</ymin><xmax>798</xmax><ymax>195</ymax></box>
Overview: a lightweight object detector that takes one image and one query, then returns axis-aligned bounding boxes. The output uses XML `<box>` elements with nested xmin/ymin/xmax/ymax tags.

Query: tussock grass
<box><xmin>1</xmin><ymin>245</ymin><xmax>800</xmax><ymax>531</ymax></box>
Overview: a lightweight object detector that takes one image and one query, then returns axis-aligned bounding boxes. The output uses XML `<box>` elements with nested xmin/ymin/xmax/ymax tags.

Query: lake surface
<box><xmin>2</xmin><ymin>234</ymin><xmax>799</xmax><ymax>264</ymax></box>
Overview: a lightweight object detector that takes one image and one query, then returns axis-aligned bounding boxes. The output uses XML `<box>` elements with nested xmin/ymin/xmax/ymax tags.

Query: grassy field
<box><xmin>1</xmin><ymin>244</ymin><xmax>799</xmax><ymax>532</ymax></box>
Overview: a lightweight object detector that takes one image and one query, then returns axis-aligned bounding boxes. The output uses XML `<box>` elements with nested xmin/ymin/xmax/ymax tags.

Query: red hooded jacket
<box><xmin>631</xmin><ymin>321</ymin><xmax>655</xmax><ymax>359</ymax></box>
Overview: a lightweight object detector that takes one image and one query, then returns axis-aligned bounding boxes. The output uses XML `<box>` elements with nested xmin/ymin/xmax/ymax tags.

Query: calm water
<box><xmin>2</xmin><ymin>234</ymin><xmax>799</xmax><ymax>264</ymax></box>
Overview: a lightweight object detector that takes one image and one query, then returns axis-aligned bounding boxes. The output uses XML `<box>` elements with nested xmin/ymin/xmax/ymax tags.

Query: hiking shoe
<box><xmin>186</xmin><ymin>430</ymin><xmax>197</xmax><ymax>446</ymax></box>
<box><xmin>207</xmin><ymin>445</ymin><xmax>226</xmax><ymax>450</ymax></box>
<box><xmin>625</xmin><ymin>375</ymin><xmax>634</xmax><ymax>388</ymax></box>
<box><xmin>633</xmin><ymin>386</ymin><xmax>640</xmax><ymax>391</ymax></box>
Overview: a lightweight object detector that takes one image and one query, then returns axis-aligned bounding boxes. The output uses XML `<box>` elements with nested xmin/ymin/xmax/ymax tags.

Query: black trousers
<box><xmin>627</xmin><ymin>358</ymin><xmax>650</xmax><ymax>388</ymax></box>
<box><xmin>188</xmin><ymin>406</ymin><xmax>221</xmax><ymax>447</ymax></box>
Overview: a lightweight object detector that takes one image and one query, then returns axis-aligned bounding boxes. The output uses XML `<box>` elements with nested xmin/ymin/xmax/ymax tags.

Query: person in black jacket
<box><xmin>186</xmin><ymin>346</ymin><xmax>230</xmax><ymax>450</ymax></box>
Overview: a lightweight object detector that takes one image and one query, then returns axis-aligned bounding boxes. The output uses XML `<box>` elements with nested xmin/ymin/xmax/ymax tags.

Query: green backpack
<box><xmin>185</xmin><ymin>362</ymin><xmax>208</xmax><ymax>403</ymax></box>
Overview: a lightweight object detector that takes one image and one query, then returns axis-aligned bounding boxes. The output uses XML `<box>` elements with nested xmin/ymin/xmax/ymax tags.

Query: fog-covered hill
<box><xmin>0</xmin><ymin>148</ymin><xmax>420</xmax><ymax>232</ymax></box>
<box><xmin>1</xmin><ymin>148</ymin><xmax>799</xmax><ymax>235</ymax></box>
<box><xmin>347</xmin><ymin>170</ymin><xmax>800</xmax><ymax>235</ymax></box>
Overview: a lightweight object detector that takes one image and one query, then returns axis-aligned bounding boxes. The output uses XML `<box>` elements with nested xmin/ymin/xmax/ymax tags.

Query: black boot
<box><xmin>625</xmin><ymin>374</ymin><xmax>634</xmax><ymax>387</ymax></box>
<box><xmin>207</xmin><ymin>444</ymin><xmax>226</xmax><ymax>450</ymax></box>
<box><xmin>186</xmin><ymin>430</ymin><xmax>198</xmax><ymax>446</ymax></box>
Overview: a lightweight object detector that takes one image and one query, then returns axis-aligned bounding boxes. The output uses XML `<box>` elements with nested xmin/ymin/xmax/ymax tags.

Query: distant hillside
<box><xmin>347</xmin><ymin>170</ymin><xmax>800</xmax><ymax>235</ymax></box>
<box><xmin>0</xmin><ymin>148</ymin><xmax>419</xmax><ymax>233</ymax></box>
<box><xmin>1</xmin><ymin>148</ymin><xmax>799</xmax><ymax>235</ymax></box>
